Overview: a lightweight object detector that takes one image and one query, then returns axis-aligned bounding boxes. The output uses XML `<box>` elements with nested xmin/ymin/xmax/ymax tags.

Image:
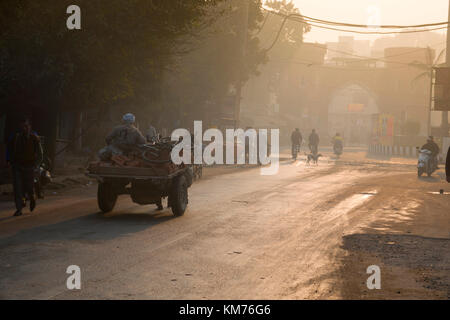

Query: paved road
<box><xmin>0</xmin><ymin>152</ymin><xmax>448</xmax><ymax>299</ymax></box>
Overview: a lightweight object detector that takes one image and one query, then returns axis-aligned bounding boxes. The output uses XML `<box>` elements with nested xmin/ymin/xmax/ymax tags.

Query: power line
<box><xmin>300</xmin><ymin>14</ymin><xmax>448</xmax><ymax>29</ymax></box>
<box><xmin>262</xmin><ymin>7</ymin><xmax>450</xmax><ymax>29</ymax></box>
<box><xmin>319</xmin><ymin>45</ymin><xmax>415</xmax><ymax>66</ymax></box>
<box><xmin>261</xmin><ymin>9</ymin><xmax>449</xmax><ymax>51</ymax></box>
<box><xmin>261</xmin><ymin>13</ymin><xmax>446</xmax><ymax>64</ymax></box>
<box><xmin>267</xmin><ymin>58</ymin><xmax>414</xmax><ymax>70</ymax></box>
<box><xmin>340</xmin><ymin>44</ymin><xmax>445</xmax><ymax>66</ymax></box>
<box><xmin>303</xmin><ymin>42</ymin><xmax>439</xmax><ymax>68</ymax></box>
<box><xmin>306</xmin><ymin>22</ymin><xmax>447</xmax><ymax>35</ymax></box>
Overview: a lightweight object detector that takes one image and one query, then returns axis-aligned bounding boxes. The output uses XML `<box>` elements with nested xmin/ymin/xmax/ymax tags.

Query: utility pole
<box><xmin>443</xmin><ymin>0</ymin><xmax>450</xmax><ymax>137</ymax></box>
<box><xmin>427</xmin><ymin>66</ymin><xmax>433</xmax><ymax>136</ymax></box>
<box><xmin>234</xmin><ymin>0</ymin><xmax>249</xmax><ymax>128</ymax></box>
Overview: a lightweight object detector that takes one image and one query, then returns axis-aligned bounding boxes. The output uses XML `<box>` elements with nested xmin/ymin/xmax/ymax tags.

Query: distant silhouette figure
<box><xmin>446</xmin><ymin>146</ymin><xmax>450</xmax><ymax>183</ymax></box>
<box><xmin>308</xmin><ymin>129</ymin><xmax>319</xmax><ymax>154</ymax></box>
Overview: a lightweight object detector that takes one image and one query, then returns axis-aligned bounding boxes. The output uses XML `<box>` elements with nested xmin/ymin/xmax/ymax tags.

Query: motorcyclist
<box><xmin>291</xmin><ymin>128</ymin><xmax>302</xmax><ymax>159</ymax></box>
<box><xmin>308</xmin><ymin>129</ymin><xmax>320</xmax><ymax>154</ymax></box>
<box><xmin>98</xmin><ymin>113</ymin><xmax>146</xmax><ymax>160</ymax></box>
<box><xmin>421</xmin><ymin>136</ymin><xmax>440</xmax><ymax>170</ymax></box>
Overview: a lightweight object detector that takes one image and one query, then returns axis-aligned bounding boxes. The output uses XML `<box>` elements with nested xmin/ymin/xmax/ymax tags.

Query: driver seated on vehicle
<box><xmin>421</xmin><ymin>136</ymin><xmax>440</xmax><ymax>169</ymax></box>
<box><xmin>98</xmin><ymin>113</ymin><xmax>146</xmax><ymax>160</ymax></box>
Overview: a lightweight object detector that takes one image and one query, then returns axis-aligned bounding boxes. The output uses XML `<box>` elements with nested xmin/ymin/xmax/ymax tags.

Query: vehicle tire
<box><xmin>169</xmin><ymin>175</ymin><xmax>188</xmax><ymax>217</ymax></box>
<box><xmin>424</xmin><ymin>162</ymin><xmax>431</xmax><ymax>177</ymax></box>
<box><xmin>98</xmin><ymin>183</ymin><xmax>117</xmax><ymax>213</ymax></box>
<box><xmin>418</xmin><ymin>168</ymin><xmax>423</xmax><ymax>177</ymax></box>
<box><xmin>185</xmin><ymin>167</ymin><xmax>194</xmax><ymax>186</ymax></box>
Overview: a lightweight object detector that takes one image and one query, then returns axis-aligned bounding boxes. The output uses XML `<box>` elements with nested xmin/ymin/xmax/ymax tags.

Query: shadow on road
<box><xmin>0</xmin><ymin>208</ymin><xmax>176</xmax><ymax>247</ymax></box>
<box><xmin>280</xmin><ymin>159</ymin><xmax>297</xmax><ymax>166</ymax></box>
<box><xmin>418</xmin><ymin>176</ymin><xmax>441</xmax><ymax>183</ymax></box>
<box><xmin>365</xmin><ymin>153</ymin><xmax>393</xmax><ymax>161</ymax></box>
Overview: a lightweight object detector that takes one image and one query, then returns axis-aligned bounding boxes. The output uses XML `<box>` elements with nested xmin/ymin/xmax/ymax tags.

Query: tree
<box><xmin>160</xmin><ymin>0</ymin><xmax>268</xmax><ymax>129</ymax></box>
<box><xmin>0</xmin><ymin>0</ymin><xmax>227</xmax><ymax>154</ymax></box>
<box><xmin>246</xmin><ymin>1</ymin><xmax>310</xmax><ymax>117</ymax></box>
<box><xmin>263</xmin><ymin>0</ymin><xmax>311</xmax><ymax>48</ymax></box>
<box><xmin>0</xmin><ymin>0</ymin><xmax>225</xmax><ymax>116</ymax></box>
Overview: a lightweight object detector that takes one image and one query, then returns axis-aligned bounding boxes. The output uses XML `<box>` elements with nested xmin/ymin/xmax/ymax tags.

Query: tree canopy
<box><xmin>160</xmin><ymin>0</ymin><xmax>267</xmax><ymax>128</ymax></box>
<box><xmin>0</xmin><ymin>0</ymin><xmax>226</xmax><ymax>117</ymax></box>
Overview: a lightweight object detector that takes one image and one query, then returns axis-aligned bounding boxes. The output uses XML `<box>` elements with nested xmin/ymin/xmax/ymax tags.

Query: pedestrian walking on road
<box><xmin>291</xmin><ymin>128</ymin><xmax>302</xmax><ymax>159</ymax></box>
<box><xmin>6</xmin><ymin>117</ymin><xmax>43</xmax><ymax>216</ymax></box>
<box><xmin>308</xmin><ymin>129</ymin><xmax>320</xmax><ymax>154</ymax></box>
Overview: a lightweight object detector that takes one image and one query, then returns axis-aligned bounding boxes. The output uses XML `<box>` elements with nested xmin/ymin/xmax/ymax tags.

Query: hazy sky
<box><xmin>292</xmin><ymin>0</ymin><xmax>449</xmax><ymax>43</ymax></box>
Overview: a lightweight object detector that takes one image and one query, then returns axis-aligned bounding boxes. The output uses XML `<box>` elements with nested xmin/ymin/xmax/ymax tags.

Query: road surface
<box><xmin>0</xmin><ymin>149</ymin><xmax>449</xmax><ymax>299</ymax></box>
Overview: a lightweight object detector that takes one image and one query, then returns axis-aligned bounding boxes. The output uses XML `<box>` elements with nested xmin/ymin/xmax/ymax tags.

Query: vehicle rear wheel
<box><xmin>169</xmin><ymin>175</ymin><xmax>188</xmax><ymax>217</ymax></box>
<box><xmin>98</xmin><ymin>183</ymin><xmax>117</xmax><ymax>213</ymax></box>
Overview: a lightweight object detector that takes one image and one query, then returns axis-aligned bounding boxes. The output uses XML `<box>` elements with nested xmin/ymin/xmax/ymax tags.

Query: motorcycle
<box><xmin>417</xmin><ymin>149</ymin><xmax>436</xmax><ymax>177</ymax></box>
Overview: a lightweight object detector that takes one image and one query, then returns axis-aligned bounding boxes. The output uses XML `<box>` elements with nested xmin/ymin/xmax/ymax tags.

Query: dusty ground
<box><xmin>0</xmin><ymin>148</ymin><xmax>448</xmax><ymax>299</ymax></box>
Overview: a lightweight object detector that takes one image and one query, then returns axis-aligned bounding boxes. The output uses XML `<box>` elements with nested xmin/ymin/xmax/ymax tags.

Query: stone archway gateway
<box><xmin>328</xmin><ymin>83</ymin><xmax>380</xmax><ymax>146</ymax></box>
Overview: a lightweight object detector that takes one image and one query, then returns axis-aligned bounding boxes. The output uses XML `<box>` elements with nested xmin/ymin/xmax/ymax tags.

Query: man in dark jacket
<box><xmin>421</xmin><ymin>136</ymin><xmax>440</xmax><ymax>169</ymax></box>
<box><xmin>6</xmin><ymin>118</ymin><xmax>43</xmax><ymax>216</ymax></box>
<box><xmin>421</xmin><ymin>136</ymin><xmax>440</xmax><ymax>156</ymax></box>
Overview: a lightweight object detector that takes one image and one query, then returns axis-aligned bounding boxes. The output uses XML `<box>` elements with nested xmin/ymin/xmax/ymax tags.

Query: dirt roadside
<box><xmin>329</xmin><ymin>172</ymin><xmax>449</xmax><ymax>299</ymax></box>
